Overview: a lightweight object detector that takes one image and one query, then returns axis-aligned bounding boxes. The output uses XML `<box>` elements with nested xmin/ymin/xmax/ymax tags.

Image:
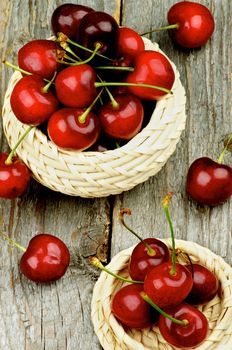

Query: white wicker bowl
<box><xmin>2</xmin><ymin>38</ymin><xmax>186</xmax><ymax>198</ymax></box>
<box><xmin>91</xmin><ymin>239</ymin><xmax>232</xmax><ymax>350</ymax></box>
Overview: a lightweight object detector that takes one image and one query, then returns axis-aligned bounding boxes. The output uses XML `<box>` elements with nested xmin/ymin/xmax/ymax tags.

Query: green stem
<box><xmin>141</xmin><ymin>292</ymin><xmax>189</xmax><ymax>326</ymax></box>
<box><xmin>58</xmin><ymin>41</ymin><xmax>81</xmax><ymax>61</ymax></box>
<box><xmin>162</xmin><ymin>192</ymin><xmax>176</xmax><ymax>276</ymax></box>
<box><xmin>119</xmin><ymin>208</ymin><xmax>156</xmax><ymax>256</ymax></box>
<box><xmin>5</xmin><ymin>126</ymin><xmax>33</xmax><ymax>165</ymax></box>
<box><xmin>3</xmin><ymin>60</ymin><xmax>32</xmax><ymax>76</ymax></box>
<box><xmin>141</xmin><ymin>23</ymin><xmax>179</xmax><ymax>36</ymax></box>
<box><xmin>95</xmin><ymin>66</ymin><xmax>134</xmax><ymax>72</ymax></box>
<box><xmin>96</xmin><ymin>74</ymin><xmax>119</xmax><ymax>108</ymax></box>
<box><xmin>217</xmin><ymin>133</ymin><xmax>232</xmax><ymax>164</ymax></box>
<box><xmin>42</xmin><ymin>71</ymin><xmax>57</xmax><ymax>93</ymax></box>
<box><xmin>89</xmin><ymin>256</ymin><xmax>143</xmax><ymax>284</ymax></box>
<box><xmin>57</xmin><ymin>43</ymin><xmax>103</xmax><ymax>66</ymax></box>
<box><xmin>78</xmin><ymin>89</ymin><xmax>104</xmax><ymax>124</ymax></box>
<box><xmin>1</xmin><ymin>232</ymin><xmax>26</xmax><ymax>252</ymax></box>
<box><xmin>95</xmin><ymin>82</ymin><xmax>172</xmax><ymax>95</ymax></box>
<box><xmin>57</xmin><ymin>32</ymin><xmax>113</xmax><ymax>62</ymax></box>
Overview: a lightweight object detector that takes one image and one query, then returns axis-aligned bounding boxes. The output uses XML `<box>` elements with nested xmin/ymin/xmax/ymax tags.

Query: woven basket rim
<box><xmin>91</xmin><ymin>239</ymin><xmax>232</xmax><ymax>350</ymax></box>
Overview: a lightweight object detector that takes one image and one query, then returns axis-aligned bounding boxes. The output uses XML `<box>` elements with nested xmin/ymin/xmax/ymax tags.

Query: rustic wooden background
<box><xmin>0</xmin><ymin>0</ymin><xmax>231</xmax><ymax>349</ymax></box>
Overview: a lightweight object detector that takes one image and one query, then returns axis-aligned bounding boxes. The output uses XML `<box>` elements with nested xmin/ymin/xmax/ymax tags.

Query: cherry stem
<box><xmin>3</xmin><ymin>60</ymin><xmax>51</xmax><ymax>83</ymax></box>
<box><xmin>58</xmin><ymin>41</ymin><xmax>81</xmax><ymax>61</ymax></box>
<box><xmin>78</xmin><ymin>89</ymin><xmax>104</xmax><ymax>124</ymax></box>
<box><xmin>119</xmin><ymin>208</ymin><xmax>156</xmax><ymax>256</ymax></box>
<box><xmin>64</xmin><ymin>54</ymin><xmax>78</xmax><ymax>63</ymax></box>
<box><xmin>89</xmin><ymin>256</ymin><xmax>143</xmax><ymax>284</ymax></box>
<box><xmin>42</xmin><ymin>71</ymin><xmax>57</xmax><ymax>93</ymax></box>
<box><xmin>95</xmin><ymin>66</ymin><xmax>134</xmax><ymax>72</ymax></box>
<box><xmin>95</xmin><ymin>82</ymin><xmax>172</xmax><ymax>95</ymax></box>
<box><xmin>217</xmin><ymin>133</ymin><xmax>232</xmax><ymax>164</ymax></box>
<box><xmin>96</xmin><ymin>74</ymin><xmax>119</xmax><ymax>108</ymax></box>
<box><xmin>162</xmin><ymin>192</ymin><xmax>176</xmax><ymax>276</ymax></box>
<box><xmin>141</xmin><ymin>23</ymin><xmax>179</xmax><ymax>36</ymax></box>
<box><xmin>57</xmin><ymin>32</ymin><xmax>113</xmax><ymax>62</ymax></box>
<box><xmin>5</xmin><ymin>126</ymin><xmax>33</xmax><ymax>165</ymax></box>
<box><xmin>0</xmin><ymin>232</ymin><xmax>26</xmax><ymax>252</ymax></box>
<box><xmin>141</xmin><ymin>292</ymin><xmax>189</xmax><ymax>326</ymax></box>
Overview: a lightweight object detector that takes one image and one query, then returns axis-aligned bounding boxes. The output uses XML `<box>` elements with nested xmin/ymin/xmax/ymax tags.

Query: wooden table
<box><xmin>0</xmin><ymin>1</ymin><xmax>231</xmax><ymax>349</ymax></box>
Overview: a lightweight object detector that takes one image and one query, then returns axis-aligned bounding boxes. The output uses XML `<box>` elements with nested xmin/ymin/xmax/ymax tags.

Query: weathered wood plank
<box><xmin>111</xmin><ymin>0</ymin><xmax>232</xmax><ymax>269</ymax></box>
<box><xmin>0</xmin><ymin>1</ymin><xmax>118</xmax><ymax>349</ymax></box>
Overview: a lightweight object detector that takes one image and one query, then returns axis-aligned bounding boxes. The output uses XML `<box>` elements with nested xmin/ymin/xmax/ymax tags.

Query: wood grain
<box><xmin>0</xmin><ymin>1</ymin><xmax>231</xmax><ymax>349</ymax></box>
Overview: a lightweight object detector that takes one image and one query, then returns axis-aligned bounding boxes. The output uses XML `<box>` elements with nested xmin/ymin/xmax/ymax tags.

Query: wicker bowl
<box><xmin>91</xmin><ymin>239</ymin><xmax>232</xmax><ymax>350</ymax></box>
<box><xmin>2</xmin><ymin>38</ymin><xmax>186</xmax><ymax>198</ymax></box>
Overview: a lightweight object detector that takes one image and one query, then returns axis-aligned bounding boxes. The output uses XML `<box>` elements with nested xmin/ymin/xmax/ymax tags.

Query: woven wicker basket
<box><xmin>91</xmin><ymin>239</ymin><xmax>232</xmax><ymax>350</ymax></box>
<box><xmin>2</xmin><ymin>38</ymin><xmax>186</xmax><ymax>198</ymax></box>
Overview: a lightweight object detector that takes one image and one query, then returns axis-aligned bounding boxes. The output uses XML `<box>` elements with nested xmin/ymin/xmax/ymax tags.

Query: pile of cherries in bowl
<box><xmin>8</xmin><ymin>3</ymin><xmax>176</xmax><ymax>154</ymax></box>
<box><xmin>90</xmin><ymin>195</ymin><xmax>219</xmax><ymax>349</ymax></box>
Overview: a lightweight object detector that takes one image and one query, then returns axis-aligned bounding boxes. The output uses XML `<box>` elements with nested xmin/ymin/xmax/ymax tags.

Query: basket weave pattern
<box><xmin>91</xmin><ymin>239</ymin><xmax>232</xmax><ymax>350</ymax></box>
<box><xmin>2</xmin><ymin>39</ymin><xmax>186</xmax><ymax>198</ymax></box>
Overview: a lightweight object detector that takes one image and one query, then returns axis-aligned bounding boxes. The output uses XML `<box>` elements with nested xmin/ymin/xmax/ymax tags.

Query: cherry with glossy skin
<box><xmin>0</xmin><ymin>153</ymin><xmax>30</xmax><ymax>199</ymax></box>
<box><xmin>159</xmin><ymin>302</ymin><xmax>209</xmax><ymax>348</ymax></box>
<box><xmin>129</xmin><ymin>238</ymin><xmax>170</xmax><ymax>281</ymax></box>
<box><xmin>76</xmin><ymin>11</ymin><xmax>119</xmax><ymax>59</ymax></box>
<box><xmin>144</xmin><ymin>262</ymin><xmax>193</xmax><ymax>308</ymax></box>
<box><xmin>55</xmin><ymin>64</ymin><xmax>97</xmax><ymax>108</ymax></box>
<box><xmin>99</xmin><ymin>94</ymin><xmax>144</xmax><ymax>140</ymax></box>
<box><xmin>10</xmin><ymin>75</ymin><xmax>59</xmax><ymax>125</ymax></box>
<box><xmin>167</xmin><ymin>1</ymin><xmax>215</xmax><ymax>49</ymax></box>
<box><xmin>51</xmin><ymin>3</ymin><xmax>94</xmax><ymax>40</ymax></box>
<box><xmin>18</xmin><ymin>40</ymin><xmax>64</xmax><ymax>80</ymax></box>
<box><xmin>48</xmin><ymin>108</ymin><xmax>100</xmax><ymax>151</ymax></box>
<box><xmin>118</xmin><ymin>27</ymin><xmax>145</xmax><ymax>60</ymax></box>
<box><xmin>186</xmin><ymin>157</ymin><xmax>232</xmax><ymax>206</ymax></box>
<box><xmin>126</xmin><ymin>51</ymin><xmax>175</xmax><ymax>100</ymax></box>
<box><xmin>111</xmin><ymin>284</ymin><xmax>157</xmax><ymax>328</ymax></box>
<box><xmin>186</xmin><ymin>264</ymin><xmax>219</xmax><ymax>304</ymax></box>
<box><xmin>20</xmin><ymin>233</ymin><xmax>70</xmax><ymax>283</ymax></box>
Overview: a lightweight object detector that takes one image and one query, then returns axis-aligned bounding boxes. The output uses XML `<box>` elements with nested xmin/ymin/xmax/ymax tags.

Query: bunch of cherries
<box><xmin>90</xmin><ymin>193</ymin><xmax>219</xmax><ymax>348</ymax></box>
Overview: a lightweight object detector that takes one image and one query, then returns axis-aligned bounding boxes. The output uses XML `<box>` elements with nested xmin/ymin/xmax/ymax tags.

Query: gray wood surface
<box><xmin>0</xmin><ymin>1</ymin><xmax>231</xmax><ymax>350</ymax></box>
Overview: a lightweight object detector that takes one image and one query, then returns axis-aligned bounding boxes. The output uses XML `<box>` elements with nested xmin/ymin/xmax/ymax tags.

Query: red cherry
<box><xmin>186</xmin><ymin>264</ymin><xmax>219</xmax><ymax>304</ymax></box>
<box><xmin>18</xmin><ymin>40</ymin><xmax>63</xmax><ymax>80</ymax></box>
<box><xmin>48</xmin><ymin>108</ymin><xmax>100</xmax><ymax>151</ymax></box>
<box><xmin>111</xmin><ymin>284</ymin><xmax>157</xmax><ymax>328</ymax></box>
<box><xmin>20</xmin><ymin>233</ymin><xmax>70</xmax><ymax>283</ymax></box>
<box><xmin>10</xmin><ymin>75</ymin><xmax>59</xmax><ymax>125</ymax></box>
<box><xmin>129</xmin><ymin>238</ymin><xmax>170</xmax><ymax>281</ymax></box>
<box><xmin>167</xmin><ymin>1</ymin><xmax>215</xmax><ymax>48</ymax></box>
<box><xmin>99</xmin><ymin>94</ymin><xmax>144</xmax><ymax>140</ymax></box>
<box><xmin>159</xmin><ymin>303</ymin><xmax>208</xmax><ymax>348</ymax></box>
<box><xmin>55</xmin><ymin>65</ymin><xmax>97</xmax><ymax>108</ymax></box>
<box><xmin>186</xmin><ymin>157</ymin><xmax>232</xmax><ymax>206</ymax></box>
<box><xmin>51</xmin><ymin>3</ymin><xmax>94</xmax><ymax>40</ymax></box>
<box><xmin>118</xmin><ymin>27</ymin><xmax>145</xmax><ymax>59</ymax></box>
<box><xmin>126</xmin><ymin>51</ymin><xmax>175</xmax><ymax>100</ymax></box>
<box><xmin>0</xmin><ymin>153</ymin><xmax>30</xmax><ymax>199</ymax></box>
<box><xmin>144</xmin><ymin>262</ymin><xmax>193</xmax><ymax>308</ymax></box>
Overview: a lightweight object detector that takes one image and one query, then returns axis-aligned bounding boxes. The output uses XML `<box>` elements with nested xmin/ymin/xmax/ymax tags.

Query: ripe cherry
<box><xmin>0</xmin><ymin>153</ymin><xmax>30</xmax><ymax>199</ymax></box>
<box><xmin>119</xmin><ymin>208</ymin><xmax>169</xmax><ymax>281</ymax></box>
<box><xmin>111</xmin><ymin>284</ymin><xmax>157</xmax><ymax>328</ymax></box>
<box><xmin>118</xmin><ymin>27</ymin><xmax>145</xmax><ymax>60</ymax></box>
<box><xmin>99</xmin><ymin>94</ymin><xmax>144</xmax><ymax>140</ymax></box>
<box><xmin>48</xmin><ymin>108</ymin><xmax>100</xmax><ymax>151</ymax></box>
<box><xmin>19</xmin><ymin>233</ymin><xmax>70</xmax><ymax>283</ymax></box>
<box><xmin>55</xmin><ymin>64</ymin><xmax>97</xmax><ymax>108</ymax></box>
<box><xmin>10</xmin><ymin>75</ymin><xmax>58</xmax><ymax>125</ymax></box>
<box><xmin>126</xmin><ymin>51</ymin><xmax>175</xmax><ymax>100</ymax></box>
<box><xmin>186</xmin><ymin>157</ymin><xmax>232</xmax><ymax>206</ymax></box>
<box><xmin>167</xmin><ymin>1</ymin><xmax>215</xmax><ymax>49</ymax></box>
<box><xmin>186</xmin><ymin>264</ymin><xmax>219</xmax><ymax>304</ymax></box>
<box><xmin>76</xmin><ymin>11</ymin><xmax>119</xmax><ymax>59</ymax></box>
<box><xmin>159</xmin><ymin>303</ymin><xmax>208</xmax><ymax>348</ymax></box>
<box><xmin>18</xmin><ymin>40</ymin><xmax>64</xmax><ymax>80</ymax></box>
<box><xmin>144</xmin><ymin>193</ymin><xmax>193</xmax><ymax>308</ymax></box>
<box><xmin>51</xmin><ymin>3</ymin><xmax>94</xmax><ymax>40</ymax></box>
<box><xmin>144</xmin><ymin>262</ymin><xmax>193</xmax><ymax>308</ymax></box>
